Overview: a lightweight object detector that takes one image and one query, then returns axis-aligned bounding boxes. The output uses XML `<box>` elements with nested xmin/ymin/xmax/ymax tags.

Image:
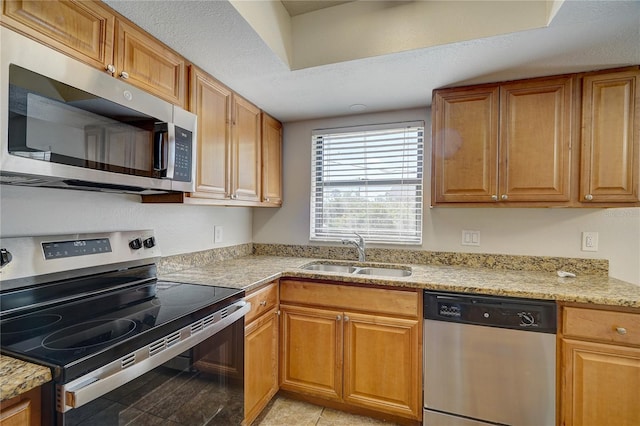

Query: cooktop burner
<box><xmin>2</xmin><ymin>314</ymin><xmax>63</xmax><ymax>334</ymax></box>
<box><xmin>42</xmin><ymin>319</ymin><xmax>138</xmax><ymax>351</ymax></box>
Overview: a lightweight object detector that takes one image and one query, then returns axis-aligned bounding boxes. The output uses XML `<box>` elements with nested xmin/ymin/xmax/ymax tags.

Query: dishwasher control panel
<box><xmin>424</xmin><ymin>291</ymin><xmax>557</xmax><ymax>333</ymax></box>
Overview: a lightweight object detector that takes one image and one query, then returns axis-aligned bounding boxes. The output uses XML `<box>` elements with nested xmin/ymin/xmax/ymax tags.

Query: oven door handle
<box><xmin>58</xmin><ymin>300</ymin><xmax>250</xmax><ymax>413</ymax></box>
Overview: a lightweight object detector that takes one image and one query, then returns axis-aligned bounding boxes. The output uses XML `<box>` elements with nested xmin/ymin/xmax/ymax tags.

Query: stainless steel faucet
<box><xmin>342</xmin><ymin>232</ymin><xmax>366</xmax><ymax>262</ymax></box>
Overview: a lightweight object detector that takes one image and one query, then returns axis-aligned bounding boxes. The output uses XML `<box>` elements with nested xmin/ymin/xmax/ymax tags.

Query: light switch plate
<box><xmin>462</xmin><ymin>230</ymin><xmax>480</xmax><ymax>246</ymax></box>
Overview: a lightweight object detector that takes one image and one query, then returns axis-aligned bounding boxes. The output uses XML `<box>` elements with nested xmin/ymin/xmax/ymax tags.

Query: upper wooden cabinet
<box><xmin>1</xmin><ymin>0</ymin><xmax>186</xmax><ymax>107</ymax></box>
<box><xmin>232</xmin><ymin>95</ymin><xmax>262</xmax><ymax>202</ymax></box>
<box><xmin>580</xmin><ymin>69</ymin><xmax>639</xmax><ymax>204</ymax></box>
<box><xmin>432</xmin><ymin>76</ymin><xmax>573</xmax><ymax>205</ymax></box>
<box><xmin>261</xmin><ymin>113</ymin><xmax>283</xmax><ymax>206</ymax></box>
<box><xmin>189</xmin><ymin>66</ymin><xmax>232</xmax><ymax>199</ymax></box>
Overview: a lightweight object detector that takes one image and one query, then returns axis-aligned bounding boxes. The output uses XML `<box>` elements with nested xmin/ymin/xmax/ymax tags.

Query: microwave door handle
<box><xmin>153</xmin><ymin>130</ymin><xmax>166</xmax><ymax>173</ymax></box>
<box><xmin>165</xmin><ymin>123</ymin><xmax>175</xmax><ymax>180</ymax></box>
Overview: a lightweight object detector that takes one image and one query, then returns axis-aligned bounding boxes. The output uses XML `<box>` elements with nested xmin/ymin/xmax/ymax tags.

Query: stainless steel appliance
<box><xmin>0</xmin><ymin>230</ymin><xmax>249</xmax><ymax>425</ymax></box>
<box><xmin>423</xmin><ymin>291</ymin><xmax>557</xmax><ymax>426</ymax></box>
<box><xmin>0</xmin><ymin>27</ymin><xmax>197</xmax><ymax>195</ymax></box>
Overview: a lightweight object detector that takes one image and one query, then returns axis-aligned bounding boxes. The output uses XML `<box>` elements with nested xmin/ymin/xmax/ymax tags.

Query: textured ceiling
<box><xmin>103</xmin><ymin>0</ymin><xmax>640</xmax><ymax>122</ymax></box>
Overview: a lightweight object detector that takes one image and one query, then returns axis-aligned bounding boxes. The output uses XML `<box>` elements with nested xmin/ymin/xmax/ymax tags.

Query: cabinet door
<box><xmin>499</xmin><ymin>77</ymin><xmax>572</xmax><ymax>201</ymax></box>
<box><xmin>189</xmin><ymin>67</ymin><xmax>232</xmax><ymax>199</ymax></box>
<box><xmin>231</xmin><ymin>95</ymin><xmax>261</xmax><ymax>202</ymax></box>
<box><xmin>114</xmin><ymin>19</ymin><xmax>185</xmax><ymax>107</ymax></box>
<box><xmin>261</xmin><ymin>113</ymin><xmax>283</xmax><ymax>206</ymax></box>
<box><xmin>2</xmin><ymin>0</ymin><xmax>114</xmax><ymax>71</ymax></box>
<box><xmin>279</xmin><ymin>305</ymin><xmax>342</xmax><ymax>401</ymax></box>
<box><xmin>581</xmin><ymin>70</ymin><xmax>639</xmax><ymax>203</ymax></box>
<box><xmin>343</xmin><ymin>312</ymin><xmax>421</xmax><ymax>420</ymax></box>
<box><xmin>432</xmin><ymin>86</ymin><xmax>499</xmax><ymax>203</ymax></box>
<box><xmin>245</xmin><ymin>309</ymin><xmax>279</xmax><ymax>426</ymax></box>
<box><xmin>562</xmin><ymin>339</ymin><xmax>640</xmax><ymax>426</ymax></box>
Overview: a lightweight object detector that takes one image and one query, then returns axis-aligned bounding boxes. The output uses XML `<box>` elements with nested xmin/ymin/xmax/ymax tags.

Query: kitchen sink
<box><xmin>353</xmin><ymin>267</ymin><xmax>412</xmax><ymax>277</ymax></box>
<box><xmin>301</xmin><ymin>262</ymin><xmax>411</xmax><ymax>277</ymax></box>
<box><xmin>302</xmin><ymin>264</ymin><xmax>358</xmax><ymax>273</ymax></box>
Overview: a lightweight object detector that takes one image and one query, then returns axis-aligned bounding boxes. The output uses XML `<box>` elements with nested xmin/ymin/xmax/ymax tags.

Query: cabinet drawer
<box><xmin>563</xmin><ymin>306</ymin><xmax>640</xmax><ymax>346</ymax></box>
<box><xmin>280</xmin><ymin>280</ymin><xmax>419</xmax><ymax>318</ymax></box>
<box><xmin>245</xmin><ymin>282</ymin><xmax>278</xmax><ymax>325</ymax></box>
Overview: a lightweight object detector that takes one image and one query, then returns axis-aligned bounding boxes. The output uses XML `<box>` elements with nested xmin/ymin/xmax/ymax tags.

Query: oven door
<box><xmin>45</xmin><ymin>302</ymin><xmax>248</xmax><ymax>425</ymax></box>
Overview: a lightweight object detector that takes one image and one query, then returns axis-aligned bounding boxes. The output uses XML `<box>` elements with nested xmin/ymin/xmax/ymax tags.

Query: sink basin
<box><xmin>353</xmin><ymin>267</ymin><xmax>412</xmax><ymax>277</ymax></box>
<box><xmin>301</xmin><ymin>262</ymin><xmax>411</xmax><ymax>277</ymax></box>
<box><xmin>302</xmin><ymin>264</ymin><xmax>358</xmax><ymax>273</ymax></box>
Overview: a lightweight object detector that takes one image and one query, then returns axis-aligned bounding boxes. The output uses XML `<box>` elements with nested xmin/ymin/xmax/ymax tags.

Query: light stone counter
<box><xmin>0</xmin><ymin>355</ymin><xmax>51</xmax><ymax>401</ymax></box>
<box><xmin>159</xmin><ymin>255</ymin><xmax>640</xmax><ymax>308</ymax></box>
<box><xmin>4</xmin><ymin>252</ymin><xmax>637</xmax><ymax>402</ymax></box>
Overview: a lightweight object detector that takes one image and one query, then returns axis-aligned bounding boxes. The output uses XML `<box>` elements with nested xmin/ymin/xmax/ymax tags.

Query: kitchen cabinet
<box><xmin>2</xmin><ymin>0</ymin><xmax>186</xmax><ymax>107</ymax></box>
<box><xmin>432</xmin><ymin>75</ymin><xmax>573</xmax><ymax>205</ymax></box>
<box><xmin>188</xmin><ymin>66</ymin><xmax>233</xmax><ymax>199</ymax></box>
<box><xmin>244</xmin><ymin>281</ymin><xmax>279</xmax><ymax>426</ymax></box>
<box><xmin>231</xmin><ymin>95</ymin><xmax>262</xmax><ymax>203</ymax></box>
<box><xmin>559</xmin><ymin>304</ymin><xmax>640</xmax><ymax>425</ymax></box>
<box><xmin>142</xmin><ymin>68</ymin><xmax>282</xmax><ymax>207</ymax></box>
<box><xmin>261</xmin><ymin>113</ymin><xmax>283</xmax><ymax>206</ymax></box>
<box><xmin>0</xmin><ymin>385</ymin><xmax>41</xmax><ymax>426</ymax></box>
<box><xmin>279</xmin><ymin>279</ymin><xmax>422</xmax><ymax>422</ymax></box>
<box><xmin>580</xmin><ymin>68</ymin><xmax>640</xmax><ymax>204</ymax></box>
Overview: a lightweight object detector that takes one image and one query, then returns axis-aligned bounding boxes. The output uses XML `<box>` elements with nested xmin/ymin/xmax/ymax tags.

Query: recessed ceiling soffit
<box><xmin>230</xmin><ymin>0</ymin><xmax>565</xmax><ymax>70</ymax></box>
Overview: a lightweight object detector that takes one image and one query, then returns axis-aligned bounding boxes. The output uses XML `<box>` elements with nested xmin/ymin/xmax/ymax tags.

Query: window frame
<box><xmin>309</xmin><ymin>121</ymin><xmax>424</xmax><ymax>245</ymax></box>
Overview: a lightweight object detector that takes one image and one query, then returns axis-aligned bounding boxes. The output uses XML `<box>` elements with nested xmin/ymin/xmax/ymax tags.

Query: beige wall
<box><xmin>0</xmin><ymin>186</ymin><xmax>253</xmax><ymax>256</ymax></box>
<box><xmin>253</xmin><ymin>107</ymin><xmax>640</xmax><ymax>285</ymax></box>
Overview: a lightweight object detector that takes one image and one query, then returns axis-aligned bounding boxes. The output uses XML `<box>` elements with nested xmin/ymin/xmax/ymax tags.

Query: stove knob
<box><xmin>0</xmin><ymin>248</ymin><xmax>12</xmax><ymax>268</ymax></box>
<box><xmin>143</xmin><ymin>237</ymin><xmax>156</xmax><ymax>249</ymax></box>
<box><xmin>129</xmin><ymin>238</ymin><xmax>143</xmax><ymax>250</ymax></box>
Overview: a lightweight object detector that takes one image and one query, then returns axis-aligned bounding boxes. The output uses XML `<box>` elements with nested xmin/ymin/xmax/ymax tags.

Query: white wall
<box><xmin>0</xmin><ymin>186</ymin><xmax>253</xmax><ymax>256</ymax></box>
<box><xmin>253</xmin><ymin>108</ymin><xmax>640</xmax><ymax>285</ymax></box>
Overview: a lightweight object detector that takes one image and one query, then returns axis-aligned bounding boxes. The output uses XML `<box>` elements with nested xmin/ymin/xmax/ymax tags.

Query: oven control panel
<box><xmin>0</xmin><ymin>230</ymin><xmax>161</xmax><ymax>287</ymax></box>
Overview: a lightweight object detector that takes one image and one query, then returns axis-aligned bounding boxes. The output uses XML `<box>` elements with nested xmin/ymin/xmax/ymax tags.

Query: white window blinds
<box><xmin>310</xmin><ymin>121</ymin><xmax>424</xmax><ymax>245</ymax></box>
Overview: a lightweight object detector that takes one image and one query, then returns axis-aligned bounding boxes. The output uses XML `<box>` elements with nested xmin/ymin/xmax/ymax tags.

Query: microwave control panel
<box><xmin>173</xmin><ymin>126</ymin><xmax>193</xmax><ymax>182</ymax></box>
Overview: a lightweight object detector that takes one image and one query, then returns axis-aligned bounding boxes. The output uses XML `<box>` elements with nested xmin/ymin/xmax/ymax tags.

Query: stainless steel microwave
<box><xmin>0</xmin><ymin>27</ymin><xmax>197</xmax><ymax>195</ymax></box>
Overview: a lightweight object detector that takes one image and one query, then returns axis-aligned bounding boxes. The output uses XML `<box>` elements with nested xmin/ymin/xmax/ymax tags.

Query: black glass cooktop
<box><xmin>0</xmin><ymin>280</ymin><xmax>243</xmax><ymax>383</ymax></box>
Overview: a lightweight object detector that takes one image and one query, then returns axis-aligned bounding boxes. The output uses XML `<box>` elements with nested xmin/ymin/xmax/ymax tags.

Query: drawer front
<box><xmin>245</xmin><ymin>282</ymin><xmax>278</xmax><ymax>325</ymax></box>
<box><xmin>563</xmin><ymin>306</ymin><xmax>640</xmax><ymax>346</ymax></box>
<box><xmin>280</xmin><ymin>279</ymin><xmax>419</xmax><ymax>318</ymax></box>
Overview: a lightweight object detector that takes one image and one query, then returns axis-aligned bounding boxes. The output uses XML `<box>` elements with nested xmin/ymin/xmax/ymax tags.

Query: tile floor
<box><xmin>254</xmin><ymin>395</ymin><xmax>400</xmax><ymax>426</ymax></box>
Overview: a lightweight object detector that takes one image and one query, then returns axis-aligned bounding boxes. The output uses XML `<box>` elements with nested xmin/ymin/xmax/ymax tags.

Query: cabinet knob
<box><xmin>119</xmin><ymin>71</ymin><xmax>129</xmax><ymax>79</ymax></box>
<box><xmin>230</xmin><ymin>194</ymin><xmax>237</xmax><ymax>200</ymax></box>
<box><xmin>265</xmin><ymin>198</ymin><xmax>270</xmax><ymax>202</ymax></box>
<box><xmin>616</xmin><ymin>327</ymin><xmax>627</xmax><ymax>335</ymax></box>
<box><xmin>260</xmin><ymin>300</ymin><xmax>267</xmax><ymax>306</ymax></box>
<box><xmin>491</xmin><ymin>195</ymin><xmax>498</xmax><ymax>201</ymax></box>
<box><xmin>276</xmin><ymin>310</ymin><xmax>281</xmax><ymax>316</ymax></box>
<box><xmin>585</xmin><ymin>194</ymin><xmax>594</xmax><ymax>201</ymax></box>
<box><xmin>106</xmin><ymin>64</ymin><xmax>116</xmax><ymax>74</ymax></box>
<box><xmin>501</xmin><ymin>194</ymin><xmax>508</xmax><ymax>201</ymax></box>
<box><xmin>336</xmin><ymin>315</ymin><xmax>342</xmax><ymax>321</ymax></box>
<box><xmin>344</xmin><ymin>315</ymin><xmax>350</xmax><ymax>322</ymax></box>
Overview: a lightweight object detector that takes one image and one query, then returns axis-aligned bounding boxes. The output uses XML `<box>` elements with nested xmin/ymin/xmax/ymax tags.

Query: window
<box><xmin>310</xmin><ymin>121</ymin><xmax>424</xmax><ymax>245</ymax></box>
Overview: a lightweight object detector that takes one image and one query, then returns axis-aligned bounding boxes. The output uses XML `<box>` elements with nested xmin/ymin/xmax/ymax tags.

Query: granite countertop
<box><xmin>0</xmin><ymin>355</ymin><xmax>52</xmax><ymax>402</ymax></box>
<box><xmin>159</xmin><ymin>255</ymin><xmax>640</xmax><ymax>308</ymax></box>
<box><xmin>3</xmin><ymin>253</ymin><xmax>638</xmax><ymax>401</ymax></box>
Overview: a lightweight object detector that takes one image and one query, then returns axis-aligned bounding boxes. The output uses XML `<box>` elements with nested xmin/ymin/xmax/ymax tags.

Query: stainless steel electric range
<box><xmin>0</xmin><ymin>230</ymin><xmax>250</xmax><ymax>425</ymax></box>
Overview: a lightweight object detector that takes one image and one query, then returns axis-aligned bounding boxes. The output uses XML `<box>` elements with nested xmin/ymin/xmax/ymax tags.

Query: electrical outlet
<box><xmin>581</xmin><ymin>231</ymin><xmax>598</xmax><ymax>252</ymax></box>
<box><xmin>462</xmin><ymin>230</ymin><xmax>480</xmax><ymax>246</ymax></box>
<box><xmin>214</xmin><ymin>226</ymin><xmax>224</xmax><ymax>243</ymax></box>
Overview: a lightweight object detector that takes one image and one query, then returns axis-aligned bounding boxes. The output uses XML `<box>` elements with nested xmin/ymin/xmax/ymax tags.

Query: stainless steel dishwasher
<box><xmin>423</xmin><ymin>291</ymin><xmax>557</xmax><ymax>426</ymax></box>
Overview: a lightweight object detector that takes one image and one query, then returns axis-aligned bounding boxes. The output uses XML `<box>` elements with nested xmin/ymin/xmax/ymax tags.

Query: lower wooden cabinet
<box><xmin>560</xmin><ymin>304</ymin><xmax>640</xmax><ymax>425</ymax></box>
<box><xmin>0</xmin><ymin>385</ymin><xmax>41</xmax><ymax>426</ymax></box>
<box><xmin>244</xmin><ymin>281</ymin><xmax>279</xmax><ymax>425</ymax></box>
<box><xmin>279</xmin><ymin>280</ymin><xmax>422</xmax><ymax>422</ymax></box>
